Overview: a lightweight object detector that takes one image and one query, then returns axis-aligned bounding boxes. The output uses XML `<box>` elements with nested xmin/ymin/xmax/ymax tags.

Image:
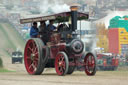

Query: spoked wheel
<box><xmin>67</xmin><ymin>58</ymin><xmax>75</xmax><ymax>74</ymax></box>
<box><xmin>67</xmin><ymin>66</ymin><xmax>75</xmax><ymax>74</ymax></box>
<box><xmin>84</xmin><ymin>53</ymin><xmax>96</xmax><ymax>76</ymax></box>
<box><xmin>24</xmin><ymin>38</ymin><xmax>48</xmax><ymax>75</ymax></box>
<box><xmin>55</xmin><ymin>52</ymin><xmax>69</xmax><ymax>76</ymax></box>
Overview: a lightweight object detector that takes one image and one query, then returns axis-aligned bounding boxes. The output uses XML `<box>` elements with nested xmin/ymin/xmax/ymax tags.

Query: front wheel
<box><xmin>67</xmin><ymin>66</ymin><xmax>75</xmax><ymax>74</ymax></box>
<box><xmin>67</xmin><ymin>58</ymin><xmax>75</xmax><ymax>74</ymax></box>
<box><xmin>55</xmin><ymin>52</ymin><xmax>69</xmax><ymax>76</ymax></box>
<box><xmin>84</xmin><ymin>53</ymin><xmax>96</xmax><ymax>76</ymax></box>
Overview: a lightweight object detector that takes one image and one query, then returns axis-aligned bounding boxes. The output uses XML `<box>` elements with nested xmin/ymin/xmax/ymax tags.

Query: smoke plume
<box><xmin>39</xmin><ymin>0</ymin><xmax>70</xmax><ymax>14</ymax></box>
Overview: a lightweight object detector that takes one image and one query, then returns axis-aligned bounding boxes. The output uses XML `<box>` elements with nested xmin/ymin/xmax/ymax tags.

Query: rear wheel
<box><xmin>24</xmin><ymin>38</ymin><xmax>48</xmax><ymax>75</ymax></box>
<box><xmin>84</xmin><ymin>53</ymin><xmax>96</xmax><ymax>76</ymax></box>
<box><xmin>55</xmin><ymin>52</ymin><xmax>69</xmax><ymax>76</ymax></box>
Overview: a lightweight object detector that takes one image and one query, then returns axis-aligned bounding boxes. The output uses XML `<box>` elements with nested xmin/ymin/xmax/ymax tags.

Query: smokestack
<box><xmin>70</xmin><ymin>5</ymin><xmax>78</xmax><ymax>31</ymax></box>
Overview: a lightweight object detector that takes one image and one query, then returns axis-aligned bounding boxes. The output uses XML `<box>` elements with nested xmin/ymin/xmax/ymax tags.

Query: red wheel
<box><xmin>84</xmin><ymin>53</ymin><xmax>96</xmax><ymax>76</ymax></box>
<box><xmin>55</xmin><ymin>52</ymin><xmax>69</xmax><ymax>76</ymax></box>
<box><xmin>24</xmin><ymin>38</ymin><xmax>47</xmax><ymax>75</ymax></box>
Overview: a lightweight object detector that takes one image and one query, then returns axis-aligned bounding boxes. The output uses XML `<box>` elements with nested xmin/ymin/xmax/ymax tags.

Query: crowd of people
<box><xmin>30</xmin><ymin>20</ymin><xmax>56</xmax><ymax>38</ymax></box>
<box><xmin>30</xmin><ymin>20</ymin><xmax>57</xmax><ymax>43</ymax></box>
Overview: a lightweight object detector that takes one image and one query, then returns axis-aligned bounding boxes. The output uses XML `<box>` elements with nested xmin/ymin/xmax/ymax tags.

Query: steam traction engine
<box><xmin>20</xmin><ymin>6</ymin><xmax>97</xmax><ymax>76</ymax></box>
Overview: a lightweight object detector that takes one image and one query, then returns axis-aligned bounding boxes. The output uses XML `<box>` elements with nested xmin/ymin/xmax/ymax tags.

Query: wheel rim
<box><xmin>55</xmin><ymin>53</ymin><xmax>66</xmax><ymax>75</ymax></box>
<box><xmin>84</xmin><ymin>54</ymin><xmax>96</xmax><ymax>75</ymax></box>
<box><xmin>24</xmin><ymin>39</ymin><xmax>39</xmax><ymax>74</ymax></box>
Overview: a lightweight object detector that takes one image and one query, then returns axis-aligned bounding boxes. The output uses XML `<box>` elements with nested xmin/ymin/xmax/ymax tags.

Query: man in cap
<box><xmin>30</xmin><ymin>22</ymin><xmax>39</xmax><ymax>38</ymax></box>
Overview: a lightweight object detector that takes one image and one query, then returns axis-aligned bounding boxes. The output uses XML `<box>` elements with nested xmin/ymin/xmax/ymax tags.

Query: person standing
<box><xmin>30</xmin><ymin>22</ymin><xmax>39</xmax><ymax>38</ymax></box>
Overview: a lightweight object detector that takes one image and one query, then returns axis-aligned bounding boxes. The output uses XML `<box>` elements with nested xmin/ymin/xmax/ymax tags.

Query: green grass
<box><xmin>0</xmin><ymin>68</ymin><xmax>14</xmax><ymax>72</ymax></box>
<box><xmin>0</xmin><ymin>24</ymin><xmax>16</xmax><ymax>57</ymax></box>
<box><xmin>0</xmin><ymin>22</ymin><xmax>25</xmax><ymax>57</ymax></box>
<box><xmin>0</xmin><ymin>24</ymin><xmax>16</xmax><ymax>49</ymax></box>
<box><xmin>4</xmin><ymin>23</ymin><xmax>25</xmax><ymax>53</ymax></box>
<box><xmin>6</xmin><ymin>23</ymin><xmax>25</xmax><ymax>46</ymax></box>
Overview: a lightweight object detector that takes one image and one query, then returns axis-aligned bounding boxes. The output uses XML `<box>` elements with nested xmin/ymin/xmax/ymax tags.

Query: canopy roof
<box><xmin>20</xmin><ymin>11</ymin><xmax>89</xmax><ymax>24</ymax></box>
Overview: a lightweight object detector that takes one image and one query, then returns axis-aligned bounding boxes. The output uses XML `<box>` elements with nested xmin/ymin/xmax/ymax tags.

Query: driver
<box><xmin>30</xmin><ymin>22</ymin><xmax>39</xmax><ymax>38</ymax></box>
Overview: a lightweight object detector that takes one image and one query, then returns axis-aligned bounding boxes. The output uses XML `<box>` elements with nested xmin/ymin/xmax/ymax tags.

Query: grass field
<box><xmin>0</xmin><ymin>23</ymin><xmax>25</xmax><ymax>57</ymax></box>
<box><xmin>0</xmin><ymin>68</ymin><xmax>14</xmax><ymax>72</ymax></box>
<box><xmin>0</xmin><ymin>25</ymin><xmax>16</xmax><ymax>49</ymax></box>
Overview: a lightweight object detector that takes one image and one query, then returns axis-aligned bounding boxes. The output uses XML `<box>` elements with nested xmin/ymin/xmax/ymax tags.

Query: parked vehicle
<box><xmin>12</xmin><ymin>51</ymin><xmax>23</xmax><ymax>64</ymax></box>
<box><xmin>97</xmin><ymin>53</ymin><xmax>119</xmax><ymax>70</ymax></box>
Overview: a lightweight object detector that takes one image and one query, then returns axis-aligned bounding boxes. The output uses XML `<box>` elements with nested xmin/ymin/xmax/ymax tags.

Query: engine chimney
<box><xmin>70</xmin><ymin>6</ymin><xmax>78</xmax><ymax>31</ymax></box>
